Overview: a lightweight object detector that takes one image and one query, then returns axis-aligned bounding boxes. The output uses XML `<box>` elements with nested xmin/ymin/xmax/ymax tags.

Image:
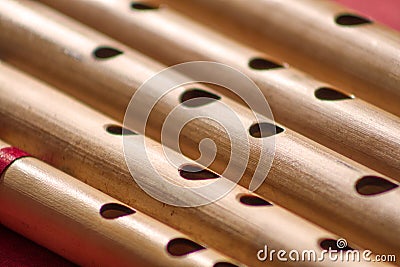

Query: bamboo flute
<box><xmin>0</xmin><ymin>2</ymin><xmax>399</xmax><ymax>258</ymax></box>
<box><xmin>35</xmin><ymin>0</ymin><xmax>400</xmax><ymax>180</ymax></box>
<box><xmin>0</xmin><ymin>140</ymin><xmax>242</xmax><ymax>267</ymax></box>
<box><xmin>157</xmin><ymin>0</ymin><xmax>400</xmax><ymax>117</ymax></box>
<box><xmin>0</xmin><ymin>62</ymin><xmax>368</xmax><ymax>267</ymax></box>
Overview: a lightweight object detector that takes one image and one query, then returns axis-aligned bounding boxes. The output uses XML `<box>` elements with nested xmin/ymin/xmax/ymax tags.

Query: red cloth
<box><xmin>0</xmin><ymin>224</ymin><xmax>75</xmax><ymax>267</ymax></box>
<box><xmin>0</xmin><ymin>1</ymin><xmax>399</xmax><ymax>266</ymax></box>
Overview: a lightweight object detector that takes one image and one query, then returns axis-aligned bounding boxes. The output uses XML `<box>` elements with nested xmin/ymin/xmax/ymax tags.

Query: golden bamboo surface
<box><xmin>36</xmin><ymin>0</ymin><xmax>400</xmax><ymax>180</ymax></box>
<box><xmin>0</xmin><ymin>1</ymin><xmax>399</xmax><ymax>259</ymax></box>
<box><xmin>0</xmin><ymin>140</ymin><xmax>241</xmax><ymax>267</ymax></box>
<box><xmin>0</xmin><ymin>62</ymin><xmax>370</xmax><ymax>267</ymax></box>
<box><xmin>158</xmin><ymin>0</ymin><xmax>400</xmax><ymax>117</ymax></box>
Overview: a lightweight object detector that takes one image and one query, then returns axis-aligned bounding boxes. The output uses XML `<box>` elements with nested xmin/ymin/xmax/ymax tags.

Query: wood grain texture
<box><xmin>0</xmin><ymin>141</ymin><xmax>241</xmax><ymax>267</ymax></box>
<box><xmin>0</xmin><ymin>1</ymin><xmax>398</xmax><ymax>259</ymax></box>
<box><xmin>36</xmin><ymin>0</ymin><xmax>400</xmax><ymax>182</ymax></box>
<box><xmin>159</xmin><ymin>0</ymin><xmax>400</xmax><ymax>117</ymax></box>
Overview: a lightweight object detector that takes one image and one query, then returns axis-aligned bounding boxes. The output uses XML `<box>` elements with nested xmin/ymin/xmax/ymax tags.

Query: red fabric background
<box><xmin>0</xmin><ymin>224</ymin><xmax>75</xmax><ymax>267</ymax></box>
<box><xmin>0</xmin><ymin>1</ymin><xmax>399</xmax><ymax>266</ymax></box>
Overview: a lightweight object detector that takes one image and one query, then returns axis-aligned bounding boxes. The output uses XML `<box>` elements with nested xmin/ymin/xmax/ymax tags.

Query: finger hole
<box><xmin>93</xmin><ymin>46</ymin><xmax>123</xmax><ymax>59</ymax></box>
<box><xmin>239</xmin><ymin>194</ymin><xmax>272</xmax><ymax>206</ymax></box>
<box><xmin>248</xmin><ymin>57</ymin><xmax>284</xmax><ymax>70</ymax></box>
<box><xmin>319</xmin><ymin>238</ymin><xmax>354</xmax><ymax>251</ymax></box>
<box><xmin>249</xmin><ymin>122</ymin><xmax>284</xmax><ymax>138</ymax></box>
<box><xmin>179</xmin><ymin>164</ymin><xmax>220</xmax><ymax>180</ymax></box>
<box><xmin>315</xmin><ymin>87</ymin><xmax>353</xmax><ymax>101</ymax></box>
<box><xmin>213</xmin><ymin>263</ymin><xmax>239</xmax><ymax>267</ymax></box>
<box><xmin>167</xmin><ymin>238</ymin><xmax>205</xmax><ymax>256</ymax></box>
<box><xmin>355</xmin><ymin>176</ymin><xmax>398</xmax><ymax>196</ymax></box>
<box><xmin>180</xmin><ymin>88</ymin><xmax>221</xmax><ymax>107</ymax></box>
<box><xmin>335</xmin><ymin>14</ymin><xmax>372</xmax><ymax>26</ymax></box>
<box><xmin>100</xmin><ymin>203</ymin><xmax>135</xmax><ymax>219</ymax></box>
<box><xmin>105</xmin><ymin>124</ymin><xmax>137</xmax><ymax>136</ymax></box>
<box><xmin>131</xmin><ymin>2</ymin><xmax>159</xmax><ymax>10</ymax></box>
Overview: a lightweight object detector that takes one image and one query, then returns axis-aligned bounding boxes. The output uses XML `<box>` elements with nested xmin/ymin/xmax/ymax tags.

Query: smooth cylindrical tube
<box><xmin>157</xmin><ymin>0</ymin><xmax>400</xmax><ymax>117</ymax></box>
<box><xmin>0</xmin><ymin>141</ymin><xmax>241</xmax><ymax>267</ymax></box>
<box><xmin>36</xmin><ymin>0</ymin><xmax>400</xmax><ymax>182</ymax></box>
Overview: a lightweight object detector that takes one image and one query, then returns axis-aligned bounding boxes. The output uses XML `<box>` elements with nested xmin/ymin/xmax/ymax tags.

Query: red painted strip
<box><xmin>0</xmin><ymin>147</ymin><xmax>31</xmax><ymax>176</ymax></box>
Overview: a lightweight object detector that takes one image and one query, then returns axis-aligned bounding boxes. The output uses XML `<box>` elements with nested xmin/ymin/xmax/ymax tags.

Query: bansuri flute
<box><xmin>0</xmin><ymin>140</ymin><xmax>241</xmax><ymax>267</ymax></box>
<box><xmin>0</xmin><ymin>0</ymin><xmax>399</xmax><ymax>259</ymax></box>
<box><xmin>0</xmin><ymin>62</ymin><xmax>372</xmax><ymax>267</ymax></box>
<box><xmin>36</xmin><ymin>0</ymin><xmax>400</xmax><ymax>180</ymax></box>
<box><xmin>158</xmin><ymin>0</ymin><xmax>400</xmax><ymax>117</ymax></box>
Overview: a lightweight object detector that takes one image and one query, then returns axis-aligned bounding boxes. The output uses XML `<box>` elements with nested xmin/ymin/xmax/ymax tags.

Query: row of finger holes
<box><xmin>179</xmin><ymin>88</ymin><xmax>285</xmax><ymax>137</ymax></box>
<box><xmin>129</xmin><ymin>1</ymin><xmax>373</xmax><ymax>27</ymax></box>
<box><xmin>105</xmin><ymin>123</ymin><xmax>399</xmax><ymax>196</ymax></box>
<box><xmin>167</xmin><ymin>237</ymin><xmax>356</xmax><ymax>265</ymax></box>
<box><xmin>100</xmin><ymin>202</ymin><xmax>357</xmax><ymax>253</ymax></box>
<box><xmin>105</xmin><ymin>125</ymin><xmax>275</xmax><ymax>205</ymax></box>
<box><xmin>180</xmin><ymin>88</ymin><xmax>351</xmax><ymax>118</ymax></box>
<box><xmin>99</xmin><ymin>203</ymin><xmax>362</xmax><ymax>261</ymax></box>
<box><xmin>128</xmin><ymin>2</ymin><xmax>361</xmax><ymax>101</ymax></box>
<box><xmin>179</xmin><ymin>163</ymin><xmax>272</xmax><ymax>206</ymax></box>
<box><xmin>166</xmin><ymin>237</ymin><xmax>238</xmax><ymax>267</ymax></box>
<box><xmin>99</xmin><ymin>203</ymin><xmax>237</xmax><ymax>266</ymax></box>
<box><xmin>92</xmin><ymin>44</ymin><xmax>353</xmax><ymax>102</ymax></box>
<box><xmin>178</xmin><ymin>162</ymin><xmax>399</xmax><ymax>196</ymax></box>
<box><xmin>96</xmin><ymin>8</ymin><xmax>392</xmax><ymax>195</ymax></box>
<box><xmin>247</xmin><ymin>59</ymin><xmax>353</xmax><ymax>101</ymax></box>
<box><xmin>129</xmin><ymin>0</ymin><xmax>373</xmax><ymax>28</ymax></box>
<box><xmin>93</xmin><ymin>4</ymin><xmax>379</xmax><ymax>265</ymax></box>
<box><xmin>102</xmin><ymin>127</ymin><xmax>397</xmax><ymax>261</ymax></box>
<box><xmin>106</xmin><ymin>121</ymin><xmax>283</xmax><ymax>142</ymax></box>
<box><xmin>105</xmin><ymin>121</ymin><xmax>284</xmax><ymax>140</ymax></box>
<box><xmin>95</xmin><ymin>18</ymin><xmax>387</xmax><ymax>197</ymax></box>
<box><xmin>163</xmin><ymin>75</ymin><xmax>349</xmax><ymax>103</ymax></box>
<box><xmin>99</xmin><ymin>186</ymin><xmax>363</xmax><ymax>261</ymax></box>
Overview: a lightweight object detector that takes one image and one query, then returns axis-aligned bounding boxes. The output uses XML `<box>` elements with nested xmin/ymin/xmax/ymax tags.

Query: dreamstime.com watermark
<box><xmin>257</xmin><ymin>239</ymin><xmax>396</xmax><ymax>263</ymax></box>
